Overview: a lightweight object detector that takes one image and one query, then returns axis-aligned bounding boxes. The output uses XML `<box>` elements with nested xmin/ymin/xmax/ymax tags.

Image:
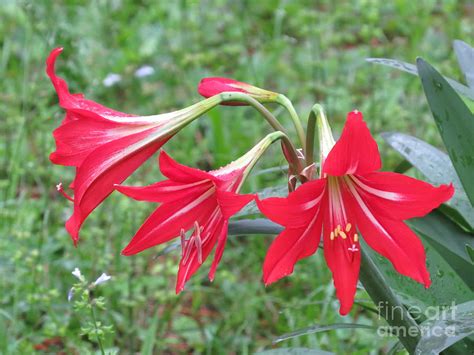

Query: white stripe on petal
<box><xmin>350</xmin><ymin>175</ymin><xmax>403</xmax><ymax>201</ymax></box>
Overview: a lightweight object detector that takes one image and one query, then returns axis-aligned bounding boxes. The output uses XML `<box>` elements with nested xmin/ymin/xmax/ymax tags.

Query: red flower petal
<box><xmin>216</xmin><ymin>190</ymin><xmax>254</xmax><ymax>219</ymax></box>
<box><xmin>350</xmin><ymin>172</ymin><xmax>454</xmax><ymax>220</ymax></box>
<box><xmin>256</xmin><ymin>179</ymin><xmax>326</xmax><ymax>228</ymax></box>
<box><xmin>263</xmin><ymin>212</ymin><xmax>323</xmax><ymax>285</ymax></box>
<box><xmin>323</xmin><ymin>111</ymin><xmax>381</xmax><ymax>176</ymax></box>
<box><xmin>46</xmin><ymin>48</ymin><xmax>134</xmax><ymax>123</ymax></box>
<box><xmin>121</xmin><ymin>189</ymin><xmax>217</xmax><ymax>255</ymax></box>
<box><xmin>66</xmin><ymin>131</ymin><xmax>169</xmax><ymax>242</ymax></box>
<box><xmin>115</xmin><ymin>179</ymin><xmax>211</xmax><ymax>203</ymax></box>
<box><xmin>50</xmin><ymin>114</ymin><xmax>133</xmax><ymax>166</ymax></box>
<box><xmin>208</xmin><ymin>220</ymin><xmax>229</xmax><ymax>282</ymax></box>
<box><xmin>159</xmin><ymin>151</ymin><xmax>214</xmax><ymax>183</ymax></box>
<box><xmin>347</xmin><ymin>182</ymin><xmax>431</xmax><ymax>287</ymax></box>
<box><xmin>322</xmin><ymin>213</ymin><xmax>361</xmax><ymax>315</ymax></box>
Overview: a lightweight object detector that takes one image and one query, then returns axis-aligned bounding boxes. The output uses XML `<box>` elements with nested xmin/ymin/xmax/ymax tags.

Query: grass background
<box><xmin>1</xmin><ymin>0</ymin><xmax>473</xmax><ymax>353</ymax></box>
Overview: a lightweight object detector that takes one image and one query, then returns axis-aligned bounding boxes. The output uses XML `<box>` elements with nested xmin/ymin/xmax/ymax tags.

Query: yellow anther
<box><xmin>354</xmin><ymin>234</ymin><xmax>359</xmax><ymax>242</ymax></box>
<box><xmin>345</xmin><ymin>223</ymin><xmax>352</xmax><ymax>232</ymax></box>
<box><xmin>339</xmin><ymin>231</ymin><xmax>347</xmax><ymax>239</ymax></box>
<box><xmin>330</xmin><ymin>232</ymin><xmax>335</xmax><ymax>240</ymax></box>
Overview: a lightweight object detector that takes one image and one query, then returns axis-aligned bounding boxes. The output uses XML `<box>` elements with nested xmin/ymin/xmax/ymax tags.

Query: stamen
<box><xmin>182</xmin><ymin>235</ymin><xmax>194</xmax><ymax>265</ymax></box>
<box><xmin>330</xmin><ymin>231</ymin><xmax>335</xmax><ymax>241</ymax></box>
<box><xmin>354</xmin><ymin>234</ymin><xmax>359</xmax><ymax>242</ymax></box>
<box><xmin>345</xmin><ymin>223</ymin><xmax>352</xmax><ymax>232</ymax></box>
<box><xmin>56</xmin><ymin>182</ymin><xmax>74</xmax><ymax>202</ymax></box>
<box><xmin>194</xmin><ymin>221</ymin><xmax>203</xmax><ymax>264</ymax></box>
<box><xmin>182</xmin><ymin>221</ymin><xmax>204</xmax><ymax>265</ymax></box>
<box><xmin>180</xmin><ymin>229</ymin><xmax>186</xmax><ymax>257</ymax></box>
<box><xmin>339</xmin><ymin>231</ymin><xmax>347</xmax><ymax>239</ymax></box>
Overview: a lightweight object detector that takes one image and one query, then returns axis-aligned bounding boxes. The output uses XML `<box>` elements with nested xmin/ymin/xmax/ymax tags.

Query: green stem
<box><xmin>219</xmin><ymin>92</ymin><xmax>303</xmax><ymax>174</ymax></box>
<box><xmin>359</xmin><ymin>247</ymin><xmax>420</xmax><ymax>353</ymax></box>
<box><xmin>237</xmin><ymin>131</ymin><xmax>298</xmax><ymax>188</ymax></box>
<box><xmin>276</xmin><ymin>94</ymin><xmax>307</xmax><ymax>152</ymax></box>
<box><xmin>90</xmin><ymin>305</ymin><xmax>106</xmax><ymax>355</ymax></box>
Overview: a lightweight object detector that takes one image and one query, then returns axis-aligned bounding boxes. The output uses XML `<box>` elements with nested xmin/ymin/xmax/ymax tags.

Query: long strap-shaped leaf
<box><xmin>417</xmin><ymin>58</ymin><xmax>474</xmax><ymax>207</ymax></box>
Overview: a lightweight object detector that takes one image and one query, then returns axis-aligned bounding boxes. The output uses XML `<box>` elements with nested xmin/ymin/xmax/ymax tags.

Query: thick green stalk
<box><xmin>218</xmin><ymin>92</ymin><xmax>303</xmax><ymax>174</ymax></box>
<box><xmin>359</xmin><ymin>247</ymin><xmax>421</xmax><ymax>353</ymax></box>
<box><xmin>275</xmin><ymin>94</ymin><xmax>307</xmax><ymax>152</ymax></box>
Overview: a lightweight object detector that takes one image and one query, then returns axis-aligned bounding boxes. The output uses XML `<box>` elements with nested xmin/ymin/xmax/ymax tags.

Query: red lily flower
<box><xmin>198</xmin><ymin>77</ymin><xmax>278</xmax><ymax>105</ymax></box>
<box><xmin>116</xmin><ymin>133</ymin><xmax>283</xmax><ymax>292</ymax></box>
<box><xmin>47</xmin><ymin>48</ymin><xmax>221</xmax><ymax>244</ymax></box>
<box><xmin>257</xmin><ymin>111</ymin><xmax>454</xmax><ymax>315</ymax></box>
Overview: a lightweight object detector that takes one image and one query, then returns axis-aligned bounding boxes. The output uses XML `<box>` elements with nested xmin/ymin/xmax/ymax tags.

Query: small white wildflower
<box><xmin>67</xmin><ymin>287</ymin><xmax>74</xmax><ymax>302</ymax></box>
<box><xmin>103</xmin><ymin>73</ymin><xmax>122</xmax><ymax>87</ymax></box>
<box><xmin>72</xmin><ymin>267</ymin><xmax>84</xmax><ymax>281</ymax></box>
<box><xmin>134</xmin><ymin>65</ymin><xmax>155</xmax><ymax>78</ymax></box>
<box><xmin>93</xmin><ymin>273</ymin><xmax>112</xmax><ymax>286</ymax></box>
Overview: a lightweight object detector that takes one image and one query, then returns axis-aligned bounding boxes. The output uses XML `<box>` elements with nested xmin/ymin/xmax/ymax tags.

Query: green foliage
<box><xmin>1</xmin><ymin>1</ymin><xmax>474</xmax><ymax>354</ymax></box>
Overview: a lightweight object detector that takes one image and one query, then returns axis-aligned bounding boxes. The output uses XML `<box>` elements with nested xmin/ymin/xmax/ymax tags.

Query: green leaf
<box><xmin>453</xmin><ymin>40</ymin><xmax>474</xmax><ymax>89</ymax></box>
<box><xmin>366</xmin><ymin>58</ymin><xmax>474</xmax><ymax>101</ymax></box>
<box><xmin>364</xmin><ymin>233</ymin><xmax>473</xmax><ymax>313</ymax></box>
<box><xmin>408</xmin><ymin>211</ymin><xmax>473</xmax><ymax>281</ymax></box>
<box><xmin>273</xmin><ymin>324</ymin><xmax>375</xmax><ymax>344</ymax></box>
<box><xmin>417</xmin><ymin>58</ymin><xmax>474</xmax><ymax>207</ymax></box>
<box><xmin>415</xmin><ymin>300</ymin><xmax>474</xmax><ymax>354</ymax></box>
<box><xmin>382</xmin><ymin>132</ymin><xmax>474</xmax><ymax>230</ymax></box>
<box><xmin>256</xmin><ymin>348</ymin><xmax>334</xmax><ymax>355</ymax></box>
<box><xmin>467</xmin><ymin>245</ymin><xmax>474</xmax><ymax>263</ymax></box>
<box><xmin>140</xmin><ymin>310</ymin><xmax>160</xmax><ymax>355</ymax></box>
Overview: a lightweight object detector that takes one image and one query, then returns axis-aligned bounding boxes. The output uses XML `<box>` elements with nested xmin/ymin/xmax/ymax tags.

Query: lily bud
<box><xmin>198</xmin><ymin>77</ymin><xmax>279</xmax><ymax>105</ymax></box>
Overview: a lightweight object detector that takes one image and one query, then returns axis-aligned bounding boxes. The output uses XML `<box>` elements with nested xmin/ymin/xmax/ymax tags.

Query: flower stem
<box><xmin>218</xmin><ymin>92</ymin><xmax>303</xmax><ymax>175</ymax></box>
<box><xmin>275</xmin><ymin>94</ymin><xmax>307</xmax><ymax>152</ymax></box>
<box><xmin>90</xmin><ymin>305</ymin><xmax>106</xmax><ymax>355</ymax></box>
<box><xmin>238</xmin><ymin>131</ymin><xmax>295</xmax><ymax>187</ymax></box>
<box><xmin>359</xmin><ymin>247</ymin><xmax>420</xmax><ymax>353</ymax></box>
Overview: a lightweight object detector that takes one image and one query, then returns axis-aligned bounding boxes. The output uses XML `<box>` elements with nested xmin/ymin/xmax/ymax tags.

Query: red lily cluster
<box><xmin>47</xmin><ymin>48</ymin><xmax>453</xmax><ymax>314</ymax></box>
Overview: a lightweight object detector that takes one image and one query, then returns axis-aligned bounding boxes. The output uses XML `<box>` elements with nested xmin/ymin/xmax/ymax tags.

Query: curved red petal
<box><xmin>323</xmin><ymin>111</ymin><xmax>381</xmax><ymax>176</ymax></box>
<box><xmin>65</xmin><ymin>130</ymin><xmax>169</xmax><ymax>241</ymax></box>
<box><xmin>122</xmin><ymin>192</ymin><xmax>217</xmax><ymax>256</ymax></box>
<box><xmin>159</xmin><ymin>150</ymin><xmax>214</xmax><ymax>183</ymax></box>
<box><xmin>322</xmin><ymin>216</ymin><xmax>361</xmax><ymax>315</ymax></box>
<box><xmin>115</xmin><ymin>179</ymin><xmax>211</xmax><ymax>203</ymax></box>
<box><xmin>208</xmin><ymin>220</ymin><xmax>229</xmax><ymax>282</ymax></box>
<box><xmin>346</xmin><ymin>182</ymin><xmax>431</xmax><ymax>287</ymax></box>
<box><xmin>263</xmin><ymin>210</ymin><xmax>323</xmax><ymax>285</ymax></box>
<box><xmin>50</xmin><ymin>114</ymin><xmax>127</xmax><ymax>166</ymax></box>
<box><xmin>256</xmin><ymin>179</ymin><xmax>326</xmax><ymax>227</ymax></box>
<box><xmin>216</xmin><ymin>190</ymin><xmax>255</xmax><ymax>219</ymax></box>
<box><xmin>350</xmin><ymin>172</ymin><xmax>454</xmax><ymax>220</ymax></box>
<box><xmin>46</xmin><ymin>48</ymin><xmax>133</xmax><ymax>118</ymax></box>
